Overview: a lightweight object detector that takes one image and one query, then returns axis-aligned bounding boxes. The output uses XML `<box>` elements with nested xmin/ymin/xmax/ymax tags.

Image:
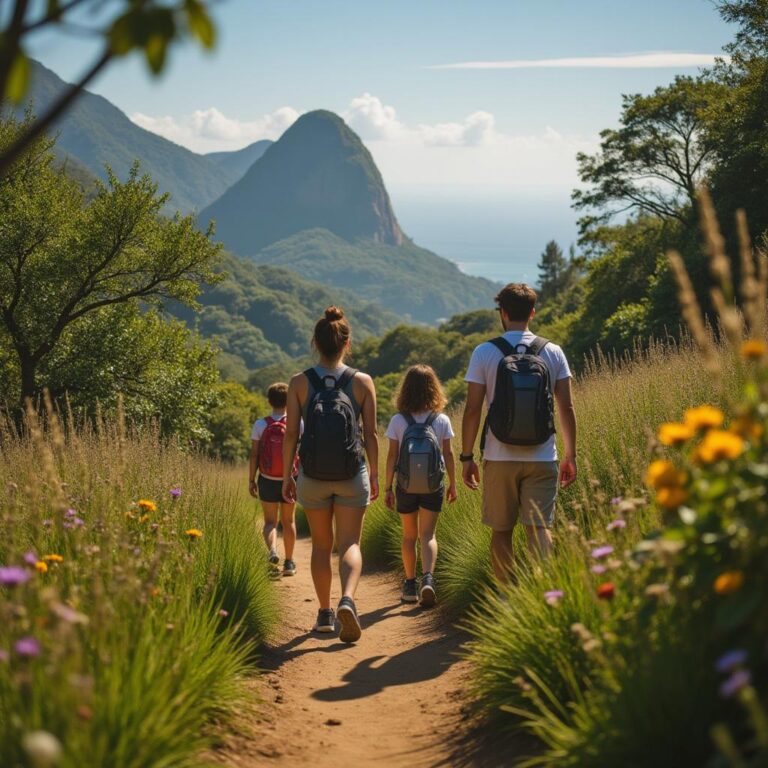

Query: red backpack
<box><xmin>258</xmin><ymin>417</ymin><xmax>297</xmax><ymax>478</ymax></box>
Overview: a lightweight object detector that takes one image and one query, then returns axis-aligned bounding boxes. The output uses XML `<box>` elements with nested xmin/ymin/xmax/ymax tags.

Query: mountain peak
<box><xmin>200</xmin><ymin>110</ymin><xmax>403</xmax><ymax>254</ymax></box>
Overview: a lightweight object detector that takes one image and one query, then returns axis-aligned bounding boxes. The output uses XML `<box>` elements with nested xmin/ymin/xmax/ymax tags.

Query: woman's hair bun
<box><xmin>324</xmin><ymin>306</ymin><xmax>344</xmax><ymax>322</ymax></box>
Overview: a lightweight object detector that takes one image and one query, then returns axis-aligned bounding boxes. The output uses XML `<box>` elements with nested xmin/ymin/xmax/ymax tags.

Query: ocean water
<box><xmin>390</xmin><ymin>185</ymin><xmax>579</xmax><ymax>285</ymax></box>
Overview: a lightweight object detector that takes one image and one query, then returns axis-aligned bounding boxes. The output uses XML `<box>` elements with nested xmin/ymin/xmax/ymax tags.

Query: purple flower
<box><xmin>544</xmin><ymin>590</ymin><xmax>564</xmax><ymax>605</ymax></box>
<box><xmin>590</xmin><ymin>545</ymin><xmax>614</xmax><ymax>560</ymax></box>
<box><xmin>719</xmin><ymin>669</ymin><xmax>751</xmax><ymax>698</ymax></box>
<box><xmin>590</xmin><ymin>564</ymin><xmax>607</xmax><ymax>574</ymax></box>
<box><xmin>0</xmin><ymin>566</ymin><xmax>30</xmax><ymax>586</ymax></box>
<box><xmin>716</xmin><ymin>649</ymin><xmax>749</xmax><ymax>674</ymax></box>
<box><xmin>606</xmin><ymin>519</ymin><xmax>627</xmax><ymax>531</ymax></box>
<box><xmin>65</xmin><ymin>508</ymin><xmax>77</xmax><ymax>518</ymax></box>
<box><xmin>23</xmin><ymin>551</ymin><xmax>38</xmax><ymax>566</ymax></box>
<box><xmin>170</xmin><ymin>487</ymin><xmax>182</xmax><ymax>500</ymax></box>
<box><xmin>611</xmin><ymin>497</ymin><xmax>623</xmax><ymax>505</ymax></box>
<box><xmin>14</xmin><ymin>636</ymin><xmax>41</xmax><ymax>657</ymax></box>
<box><xmin>63</xmin><ymin>517</ymin><xmax>85</xmax><ymax>530</ymax></box>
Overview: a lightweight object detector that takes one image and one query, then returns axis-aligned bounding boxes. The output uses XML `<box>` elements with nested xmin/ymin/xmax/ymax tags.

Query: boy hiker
<box><xmin>249</xmin><ymin>382</ymin><xmax>299</xmax><ymax>577</ymax></box>
<box><xmin>460</xmin><ymin>283</ymin><xmax>577</xmax><ymax>582</ymax></box>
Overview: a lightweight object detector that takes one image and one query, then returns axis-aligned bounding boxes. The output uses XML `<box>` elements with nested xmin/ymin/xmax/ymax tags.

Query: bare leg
<box><xmin>400</xmin><ymin>512</ymin><xmax>418</xmax><ymax>579</ymax></box>
<box><xmin>261</xmin><ymin>501</ymin><xmax>279</xmax><ymax>553</ymax></box>
<box><xmin>305</xmin><ymin>507</ymin><xmax>334</xmax><ymax>609</ymax></box>
<box><xmin>418</xmin><ymin>509</ymin><xmax>440</xmax><ymax>574</ymax></box>
<box><xmin>524</xmin><ymin>524</ymin><xmax>553</xmax><ymax>558</ymax></box>
<box><xmin>280</xmin><ymin>502</ymin><xmax>297</xmax><ymax>560</ymax></box>
<box><xmin>334</xmin><ymin>504</ymin><xmax>366</xmax><ymax>599</ymax></box>
<box><xmin>490</xmin><ymin>529</ymin><xmax>515</xmax><ymax>583</ymax></box>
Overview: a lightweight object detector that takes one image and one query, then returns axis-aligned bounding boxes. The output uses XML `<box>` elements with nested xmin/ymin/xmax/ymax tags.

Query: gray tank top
<box><xmin>302</xmin><ymin>364</ymin><xmax>362</xmax><ymax>421</ymax></box>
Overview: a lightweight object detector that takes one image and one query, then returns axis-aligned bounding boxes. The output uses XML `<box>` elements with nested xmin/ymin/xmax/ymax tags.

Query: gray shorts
<box><xmin>296</xmin><ymin>466</ymin><xmax>371</xmax><ymax>510</ymax></box>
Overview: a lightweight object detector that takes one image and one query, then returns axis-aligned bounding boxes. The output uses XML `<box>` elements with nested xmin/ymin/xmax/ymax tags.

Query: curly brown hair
<box><xmin>395</xmin><ymin>364</ymin><xmax>447</xmax><ymax>414</ymax></box>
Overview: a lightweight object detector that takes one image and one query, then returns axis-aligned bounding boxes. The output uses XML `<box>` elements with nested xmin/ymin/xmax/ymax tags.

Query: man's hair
<box><xmin>495</xmin><ymin>283</ymin><xmax>537</xmax><ymax>322</ymax></box>
<box><xmin>266</xmin><ymin>382</ymin><xmax>288</xmax><ymax>408</ymax></box>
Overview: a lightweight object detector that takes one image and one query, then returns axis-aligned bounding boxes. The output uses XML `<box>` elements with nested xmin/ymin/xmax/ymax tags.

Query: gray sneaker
<box><xmin>402</xmin><ymin>578</ymin><xmax>418</xmax><ymax>603</ymax></box>
<box><xmin>337</xmin><ymin>596</ymin><xmax>362</xmax><ymax>643</ymax></box>
<box><xmin>313</xmin><ymin>608</ymin><xmax>336</xmax><ymax>633</ymax></box>
<box><xmin>420</xmin><ymin>572</ymin><xmax>436</xmax><ymax>608</ymax></box>
<box><xmin>282</xmin><ymin>559</ymin><xmax>297</xmax><ymax>577</ymax></box>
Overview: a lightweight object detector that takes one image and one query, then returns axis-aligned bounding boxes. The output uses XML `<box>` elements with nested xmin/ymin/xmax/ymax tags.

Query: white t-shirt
<box><xmin>464</xmin><ymin>330</ymin><xmax>572</xmax><ymax>461</ymax></box>
<box><xmin>385</xmin><ymin>411</ymin><xmax>455</xmax><ymax>445</ymax></box>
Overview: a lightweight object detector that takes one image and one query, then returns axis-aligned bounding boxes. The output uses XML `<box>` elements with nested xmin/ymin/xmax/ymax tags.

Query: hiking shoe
<box><xmin>313</xmin><ymin>608</ymin><xmax>336</xmax><ymax>633</ymax></box>
<box><xmin>420</xmin><ymin>572</ymin><xmax>436</xmax><ymax>608</ymax></box>
<box><xmin>282</xmin><ymin>559</ymin><xmax>297</xmax><ymax>577</ymax></box>
<box><xmin>401</xmin><ymin>578</ymin><xmax>419</xmax><ymax>603</ymax></box>
<box><xmin>268</xmin><ymin>550</ymin><xmax>280</xmax><ymax>577</ymax></box>
<box><xmin>337</xmin><ymin>596</ymin><xmax>362</xmax><ymax>643</ymax></box>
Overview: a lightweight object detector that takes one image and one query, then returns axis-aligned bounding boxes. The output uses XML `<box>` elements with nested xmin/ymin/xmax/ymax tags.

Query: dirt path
<box><xmin>213</xmin><ymin>536</ymin><xmax>491</xmax><ymax>768</ymax></box>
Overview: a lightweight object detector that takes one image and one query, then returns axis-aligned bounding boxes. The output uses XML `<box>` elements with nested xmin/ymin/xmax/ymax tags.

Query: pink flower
<box><xmin>544</xmin><ymin>590</ymin><xmax>564</xmax><ymax>605</ymax></box>
<box><xmin>590</xmin><ymin>545</ymin><xmax>614</xmax><ymax>559</ymax></box>
<box><xmin>170</xmin><ymin>487</ymin><xmax>182</xmax><ymax>500</ymax></box>
<box><xmin>591</xmin><ymin>564</ymin><xmax>607</xmax><ymax>574</ymax></box>
<box><xmin>606</xmin><ymin>519</ymin><xmax>627</xmax><ymax>531</ymax></box>
<box><xmin>0</xmin><ymin>566</ymin><xmax>30</xmax><ymax>586</ymax></box>
<box><xmin>14</xmin><ymin>636</ymin><xmax>41</xmax><ymax>657</ymax></box>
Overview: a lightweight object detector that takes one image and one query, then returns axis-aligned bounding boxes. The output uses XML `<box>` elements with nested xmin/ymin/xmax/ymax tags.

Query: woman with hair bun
<box><xmin>282</xmin><ymin>306</ymin><xmax>378</xmax><ymax>643</ymax></box>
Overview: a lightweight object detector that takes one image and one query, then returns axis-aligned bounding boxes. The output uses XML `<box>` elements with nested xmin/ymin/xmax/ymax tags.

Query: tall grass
<box><xmin>0</xmin><ymin>410</ymin><xmax>278</xmax><ymax>768</ymax></box>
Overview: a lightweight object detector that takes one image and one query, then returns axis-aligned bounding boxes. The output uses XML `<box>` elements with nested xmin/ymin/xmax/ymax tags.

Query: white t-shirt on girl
<box><xmin>385</xmin><ymin>411</ymin><xmax>455</xmax><ymax>445</ymax></box>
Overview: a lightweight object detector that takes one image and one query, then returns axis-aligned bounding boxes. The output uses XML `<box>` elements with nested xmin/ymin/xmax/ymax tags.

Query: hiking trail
<box><xmin>211</xmin><ymin>536</ymin><xmax>511</xmax><ymax>767</ymax></box>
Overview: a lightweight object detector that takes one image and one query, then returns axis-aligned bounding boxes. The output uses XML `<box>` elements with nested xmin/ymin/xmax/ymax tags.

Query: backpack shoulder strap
<box><xmin>401</xmin><ymin>412</ymin><xmax>415</xmax><ymax>426</ymax></box>
<box><xmin>264</xmin><ymin>416</ymin><xmax>274</xmax><ymax>426</ymax></box>
<box><xmin>335</xmin><ymin>367</ymin><xmax>358</xmax><ymax>390</ymax></box>
<box><xmin>424</xmin><ymin>411</ymin><xmax>438</xmax><ymax>428</ymax></box>
<box><xmin>304</xmin><ymin>367</ymin><xmax>324</xmax><ymax>392</ymax></box>
<box><xmin>489</xmin><ymin>336</ymin><xmax>515</xmax><ymax>357</ymax></box>
<box><xmin>527</xmin><ymin>336</ymin><xmax>550</xmax><ymax>356</ymax></box>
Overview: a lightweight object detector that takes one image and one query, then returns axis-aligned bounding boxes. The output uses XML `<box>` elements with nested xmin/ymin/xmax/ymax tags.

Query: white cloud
<box><xmin>131</xmin><ymin>106</ymin><xmax>300</xmax><ymax>152</ymax></box>
<box><xmin>419</xmin><ymin>111</ymin><xmax>496</xmax><ymax>147</ymax></box>
<box><xmin>429</xmin><ymin>52</ymin><xmax>726</xmax><ymax>70</ymax></box>
<box><xmin>344</xmin><ymin>93</ymin><xmax>405</xmax><ymax>140</ymax></box>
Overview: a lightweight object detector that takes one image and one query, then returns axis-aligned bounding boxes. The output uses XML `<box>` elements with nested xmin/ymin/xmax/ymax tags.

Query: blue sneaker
<box><xmin>402</xmin><ymin>578</ymin><xmax>419</xmax><ymax>603</ymax></box>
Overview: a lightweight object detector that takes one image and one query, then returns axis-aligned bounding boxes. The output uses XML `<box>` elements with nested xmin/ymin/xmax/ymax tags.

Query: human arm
<box><xmin>385</xmin><ymin>437</ymin><xmax>398</xmax><ymax>509</ymax></box>
<box><xmin>554</xmin><ymin>377</ymin><xmax>577</xmax><ymax>488</ymax></box>
<box><xmin>461</xmin><ymin>382</ymin><xmax>486</xmax><ymax>490</ymax></box>
<box><xmin>359</xmin><ymin>373</ymin><xmax>379</xmax><ymax>501</ymax></box>
<box><xmin>443</xmin><ymin>437</ymin><xmax>457</xmax><ymax>502</ymax></box>
<box><xmin>281</xmin><ymin>374</ymin><xmax>303</xmax><ymax>503</ymax></box>
<box><xmin>248</xmin><ymin>439</ymin><xmax>260</xmax><ymax>498</ymax></box>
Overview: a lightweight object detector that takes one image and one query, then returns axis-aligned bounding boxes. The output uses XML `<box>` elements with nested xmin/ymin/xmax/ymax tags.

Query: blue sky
<box><xmin>29</xmin><ymin>0</ymin><xmax>734</xmax><ymax>279</ymax></box>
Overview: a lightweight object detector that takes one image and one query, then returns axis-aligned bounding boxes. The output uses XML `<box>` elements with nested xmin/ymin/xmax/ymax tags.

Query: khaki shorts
<box><xmin>296</xmin><ymin>466</ymin><xmax>370</xmax><ymax>510</ymax></box>
<box><xmin>482</xmin><ymin>460</ymin><xmax>559</xmax><ymax>530</ymax></box>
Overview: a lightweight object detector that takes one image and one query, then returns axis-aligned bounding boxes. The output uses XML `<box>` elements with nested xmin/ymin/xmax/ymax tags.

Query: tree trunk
<box><xmin>19</xmin><ymin>352</ymin><xmax>37</xmax><ymax>405</ymax></box>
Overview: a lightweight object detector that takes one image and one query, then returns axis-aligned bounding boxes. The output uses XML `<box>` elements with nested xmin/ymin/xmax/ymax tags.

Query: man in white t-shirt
<box><xmin>461</xmin><ymin>283</ymin><xmax>577</xmax><ymax>582</ymax></box>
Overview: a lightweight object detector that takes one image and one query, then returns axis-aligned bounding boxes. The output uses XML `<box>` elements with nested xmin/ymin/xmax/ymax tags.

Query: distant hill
<box><xmin>205</xmin><ymin>140</ymin><xmax>272</xmax><ymax>180</ymax></box>
<box><xmin>200</xmin><ymin>110</ymin><xmax>498</xmax><ymax>323</ymax></box>
<box><xmin>19</xmin><ymin>60</ymin><xmax>262</xmax><ymax>212</ymax></box>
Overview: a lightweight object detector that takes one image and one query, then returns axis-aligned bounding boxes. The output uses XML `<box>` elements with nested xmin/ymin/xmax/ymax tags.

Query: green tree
<box><xmin>206</xmin><ymin>381</ymin><xmax>269</xmax><ymax>461</ymax></box>
<box><xmin>0</xmin><ymin>115</ymin><xmax>222</xmax><ymax>405</ymax></box>
<box><xmin>0</xmin><ymin>0</ymin><xmax>217</xmax><ymax>175</ymax></box>
<box><xmin>537</xmin><ymin>240</ymin><xmax>569</xmax><ymax>302</ymax></box>
<box><xmin>573</xmin><ymin>76</ymin><xmax>722</xmax><ymax>236</ymax></box>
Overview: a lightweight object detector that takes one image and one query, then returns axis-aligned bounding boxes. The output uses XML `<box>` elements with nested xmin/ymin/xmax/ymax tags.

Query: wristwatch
<box><xmin>459</xmin><ymin>453</ymin><xmax>475</xmax><ymax>463</ymax></box>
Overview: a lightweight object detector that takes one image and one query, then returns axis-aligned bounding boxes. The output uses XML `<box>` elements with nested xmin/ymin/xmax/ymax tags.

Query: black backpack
<box><xmin>481</xmin><ymin>336</ymin><xmax>555</xmax><ymax>448</ymax></box>
<box><xmin>396</xmin><ymin>412</ymin><xmax>445</xmax><ymax>494</ymax></box>
<box><xmin>299</xmin><ymin>368</ymin><xmax>364</xmax><ymax>481</ymax></box>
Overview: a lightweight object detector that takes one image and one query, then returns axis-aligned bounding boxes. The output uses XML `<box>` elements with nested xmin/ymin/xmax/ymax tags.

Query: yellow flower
<box><xmin>35</xmin><ymin>561</ymin><xmax>48</xmax><ymax>574</ymax></box>
<box><xmin>185</xmin><ymin>529</ymin><xmax>203</xmax><ymax>539</ymax></box>
<box><xmin>730</xmin><ymin>416</ymin><xmax>764</xmax><ymax>441</ymax></box>
<box><xmin>697</xmin><ymin>430</ymin><xmax>745</xmax><ymax>463</ymax></box>
<box><xmin>656</xmin><ymin>486</ymin><xmax>688</xmax><ymax>509</ymax></box>
<box><xmin>714</xmin><ymin>570</ymin><xmax>745</xmax><ymax>595</ymax></box>
<box><xmin>683</xmin><ymin>405</ymin><xmax>725</xmax><ymax>431</ymax></box>
<box><xmin>740</xmin><ymin>339</ymin><xmax>767</xmax><ymax>359</ymax></box>
<box><xmin>43</xmin><ymin>554</ymin><xmax>64</xmax><ymax>563</ymax></box>
<box><xmin>645</xmin><ymin>460</ymin><xmax>686</xmax><ymax>490</ymax></box>
<box><xmin>137</xmin><ymin>500</ymin><xmax>157</xmax><ymax>513</ymax></box>
<box><xmin>658</xmin><ymin>422</ymin><xmax>695</xmax><ymax>446</ymax></box>
<box><xmin>139</xmin><ymin>514</ymin><xmax>150</xmax><ymax>524</ymax></box>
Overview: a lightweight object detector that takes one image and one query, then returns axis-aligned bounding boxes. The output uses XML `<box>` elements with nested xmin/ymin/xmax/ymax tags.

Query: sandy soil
<box><xmin>210</xmin><ymin>536</ymin><xmax>519</xmax><ymax>767</ymax></box>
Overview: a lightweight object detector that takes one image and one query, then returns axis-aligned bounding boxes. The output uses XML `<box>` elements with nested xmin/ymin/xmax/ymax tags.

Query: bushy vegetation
<box><xmin>0</xmin><ymin>407</ymin><xmax>277</xmax><ymax>767</ymax></box>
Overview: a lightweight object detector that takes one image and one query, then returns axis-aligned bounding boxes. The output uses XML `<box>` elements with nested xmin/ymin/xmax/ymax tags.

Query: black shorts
<box><xmin>395</xmin><ymin>486</ymin><xmax>444</xmax><ymax>514</ymax></box>
<box><xmin>258</xmin><ymin>475</ymin><xmax>285</xmax><ymax>503</ymax></box>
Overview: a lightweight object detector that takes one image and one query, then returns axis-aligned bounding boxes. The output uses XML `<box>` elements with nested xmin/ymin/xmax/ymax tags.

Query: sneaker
<box><xmin>282</xmin><ymin>559</ymin><xmax>297</xmax><ymax>577</ymax></box>
<box><xmin>313</xmin><ymin>608</ymin><xmax>336</xmax><ymax>633</ymax></box>
<box><xmin>337</xmin><ymin>596</ymin><xmax>362</xmax><ymax>643</ymax></box>
<box><xmin>401</xmin><ymin>578</ymin><xmax>419</xmax><ymax>603</ymax></box>
<box><xmin>268</xmin><ymin>550</ymin><xmax>280</xmax><ymax>577</ymax></box>
<box><xmin>420</xmin><ymin>572</ymin><xmax>436</xmax><ymax>608</ymax></box>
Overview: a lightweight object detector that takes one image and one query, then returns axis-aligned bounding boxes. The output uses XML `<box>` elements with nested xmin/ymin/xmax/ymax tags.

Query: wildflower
<box><xmin>21</xmin><ymin>731</ymin><xmax>62</xmax><ymax>767</ymax></box>
<box><xmin>185</xmin><ymin>529</ymin><xmax>203</xmax><ymax>539</ymax></box>
<box><xmin>606</xmin><ymin>519</ymin><xmax>627</xmax><ymax>531</ymax></box>
<box><xmin>730</xmin><ymin>416</ymin><xmax>764</xmax><ymax>441</ymax></box>
<box><xmin>658</xmin><ymin>422</ymin><xmax>695</xmax><ymax>446</ymax></box>
<box><xmin>544</xmin><ymin>590</ymin><xmax>564</xmax><ymax>605</ymax></box>
<box><xmin>14</xmin><ymin>636</ymin><xmax>41</xmax><ymax>657</ymax></box>
<box><xmin>0</xmin><ymin>566</ymin><xmax>31</xmax><ymax>586</ymax></box>
<box><xmin>65</xmin><ymin>508</ymin><xmax>77</xmax><ymax>518</ymax></box>
<box><xmin>137</xmin><ymin>499</ymin><xmax>157</xmax><ymax>513</ymax></box>
<box><xmin>590</xmin><ymin>564</ymin><xmax>607</xmax><ymax>574</ymax></box>
<box><xmin>590</xmin><ymin>545</ymin><xmax>614</xmax><ymax>560</ymax></box>
<box><xmin>219</xmin><ymin>609</ymin><xmax>230</xmax><ymax>617</ymax></box>
<box><xmin>170</xmin><ymin>487</ymin><xmax>182</xmax><ymax>500</ymax></box>
<box><xmin>139</xmin><ymin>514</ymin><xmax>150</xmax><ymax>524</ymax></box>
<box><xmin>645</xmin><ymin>460</ymin><xmax>686</xmax><ymax>490</ymax></box>
<box><xmin>719</xmin><ymin>669</ymin><xmax>752</xmax><ymax>698</ymax></box>
<box><xmin>716</xmin><ymin>649</ymin><xmax>748</xmax><ymax>674</ymax></box>
<box><xmin>610</xmin><ymin>496</ymin><xmax>622</xmax><ymax>505</ymax></box>
<box><xmin>597</xmin><ymin>582</ymin><xmax>616</xmax><ymax>600</ymax></box>
<box><xmin>697</xmin><ymin>430</ymin><xmax>745</xmax><ymax>463</ymax></box>
<box><xmin>714</xmin><ymin>570</ymin><xmax>744</xmax><ymax>595</ymax></box>
<box><xmin>656</xmin><ymin>486</ymin><xmax>688</xmax><ymax>509</ymax></box>
<box><xmin>35</xmin><ymin>561</ymin><xmax>48</xmax><ymax>574</ymax></box>
<box><xmin>149</xmin><ymin>587</ymin><xmax>160</xmax><ymax>598</ymax></box>
<box><xmin>683</xmin><ymin>405</ymin><xmax>725</xmax><ymax>431</ymax></box>
<box><xmin>42</xmin><ymin>554</ymin><xmax>63</xmax><ymax>564</ymax></box>
<box><xmin>23</xmin><ymin>551</ymin><xmax>38</xmax><ymax>566</ymax></box>
<box><xmin>740</xmin><ymin>339</ymin><xmax>767</xmax><ymax>359</ymax></box>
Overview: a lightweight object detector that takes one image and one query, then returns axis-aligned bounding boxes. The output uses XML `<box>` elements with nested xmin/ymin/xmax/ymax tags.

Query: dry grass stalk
<box><xmin>698</xmin><ymin>187</ymin><xmax>734</xmax><ymax>301</ymax></box>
